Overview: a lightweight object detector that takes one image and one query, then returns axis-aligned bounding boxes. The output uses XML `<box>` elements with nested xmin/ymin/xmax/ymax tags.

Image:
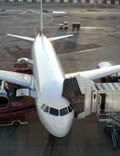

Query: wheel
<box><xmin>13</xmin><ymin>121</ymin><xmax>20</xmax><ymax>127</ymax></box>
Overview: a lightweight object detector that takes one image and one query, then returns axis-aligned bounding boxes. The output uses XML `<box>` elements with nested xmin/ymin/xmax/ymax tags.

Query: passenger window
<box><xmin>68</xmin><ymin>106</ymin><xmax>72</xmax><ymax>113</ymax></box>
<box><xmin>60</xmin><ymin>107</ymin><xmax>68</xmax><ymax>116</ymax></box>
<box><xmin>50</xmin><ymin>108</ymin><xmax>58</xmax><ymax>116</ymax></box>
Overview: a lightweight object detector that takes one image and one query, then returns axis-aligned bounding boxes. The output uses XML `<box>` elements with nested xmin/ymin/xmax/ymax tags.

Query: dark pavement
<box><xmin>0</xmin><ymin>4</ymin><xmax>120</xmax><ymax>156</ymax></box>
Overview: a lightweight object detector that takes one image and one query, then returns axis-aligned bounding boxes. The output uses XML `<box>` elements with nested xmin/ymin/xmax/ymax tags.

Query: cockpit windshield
<box><xmin>60</xmin><ymin>107</ymin><xmax>68</xmax><ymax>116</ymax></box>
<box><xmin>49</xmin><ymin>107</ymin><xmax>58</xmax><ymax>116</ymax></box>
<box><xmin>41</xmin><ymin>104</ymin><xmax>73</xmax><ymax>116</ymax></box>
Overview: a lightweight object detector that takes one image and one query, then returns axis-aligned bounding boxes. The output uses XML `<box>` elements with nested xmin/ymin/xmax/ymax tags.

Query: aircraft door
<box><xmin>99</xmin><ymin>93</ymin><xmax>106</xmax><ymax>113</ymax></box>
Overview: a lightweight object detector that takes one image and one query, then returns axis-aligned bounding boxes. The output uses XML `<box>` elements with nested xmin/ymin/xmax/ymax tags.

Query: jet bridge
<box><xmin>63</xmin><ymin>75</ymin><xmax>120</xmax><ymax>121</ymax></box>
<box><xmin>62</xmin><ymin>77</ymin><xmax>84</xmax><ymax>117</ymax></box>
<box><xmin>62</xmin><ymin>75</ymin><xmax>95</xmax><ymax>118</ymax></box>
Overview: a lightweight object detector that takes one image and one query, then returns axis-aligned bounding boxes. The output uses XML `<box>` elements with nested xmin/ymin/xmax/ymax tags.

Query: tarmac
<box><xmin>0</xmin><ymin>3</ymin><xmax>120</xmax><ymax>156</ymax></box>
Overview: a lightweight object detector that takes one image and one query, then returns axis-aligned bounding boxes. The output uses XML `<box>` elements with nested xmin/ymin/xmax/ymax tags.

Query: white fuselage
<box><xmin>31</xmin><ymin>34</ymin><xmax>74</xmax><ymax>137</ymax></box>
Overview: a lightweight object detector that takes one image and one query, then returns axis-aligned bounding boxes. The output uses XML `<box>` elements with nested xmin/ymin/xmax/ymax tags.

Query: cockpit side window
<box><xmin>44</xmin><ymin>106</ymin><xmax>49</xmax><ymax>112</ymax></box>
<box><xmin>60</xmin><ymin>107</ymin><xmax>68</xmax><ymax>116</ymax></box>
<box><xmin>41</xmin><ymin>104</ymin><xmax>46</xmax><ymax>110</ymax></box>
<box><xmin>41</xmin><ymin>104</ymin><xmax>49</xmax><ymax>113</ymax></box>
<box><xmin>50</xmin><ymin>107</ymin><xmax>58</xmax><ymax>116</ymax></box>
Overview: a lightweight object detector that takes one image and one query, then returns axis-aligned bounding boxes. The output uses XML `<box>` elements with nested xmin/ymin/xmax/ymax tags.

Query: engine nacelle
<box><xmin>0</xmin><ymin>81</ymin><xmax>9</xmax><ymax>108</ymax></box>
<box><xmin>97</xmin><ymin>62</ymin><xmax>113</xmax><ymax>69</ymax></box>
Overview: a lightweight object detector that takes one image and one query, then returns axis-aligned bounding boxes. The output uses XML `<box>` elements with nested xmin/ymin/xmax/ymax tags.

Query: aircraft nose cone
<box><xmin>37</xmin><ymin>106</ymin><xmax>74</xmax><ymax>138</ymax></box>
<box><xmin>49</xmin><ymin>112</ymin><xmax>74</xmax><ymax>138</ymax></box>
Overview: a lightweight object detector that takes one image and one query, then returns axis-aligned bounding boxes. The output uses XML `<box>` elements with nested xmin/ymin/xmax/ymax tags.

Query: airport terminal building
<box><xmin>0</xmin><ymin>0</ymin><xmax>120</xmax><ymax>5</ymax></box>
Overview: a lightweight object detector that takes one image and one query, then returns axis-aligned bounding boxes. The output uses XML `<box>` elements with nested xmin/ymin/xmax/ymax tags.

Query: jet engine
<box><xmin>97</xmin><ymin>62</ymin><xmax>113</xmax><ymax>69</ymax></box>
<box><xmin>0</xmin><ymin>81</ymin><xmax>9</xmax><ymax>108</ymax></box>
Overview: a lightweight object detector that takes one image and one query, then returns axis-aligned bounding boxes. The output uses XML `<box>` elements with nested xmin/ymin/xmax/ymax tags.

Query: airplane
<box><xmin>1</xmin><ymin>0</ymin><xmax>120</xmax><ymax>137</ymax></box>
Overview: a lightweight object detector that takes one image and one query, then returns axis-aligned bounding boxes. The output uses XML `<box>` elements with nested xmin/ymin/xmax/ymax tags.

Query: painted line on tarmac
<box><xmin>6</xmin><ymin>9</ymin><xmax>23</xmax><ymax>12</ymax></box>
<box><xmin>109</xmin><ymin>34</ymin><xmax>120</xmax><ymax>40</ymax></box>
<box><xmin>19</xmin><ymin>11</ymin><xmax>27</xmax><ymax>15</ymax></box>
<box><xmin>59</xmin><ymin>47</ymin><xmax>102</xmax><ymax>56</ymax></box>
<box><xmin>27</xmin><ymin>9</ymin><xmax>40</xmax><ymax>14</ymax></box>
<box><xmin>81</xmin><ymin>27</ymin><xmax>114</xmax><ymax>31</ymax></box>
<box><xmin>26</xmin><ymin>9</ymin><xmax>52</xmax><ymax>18</ymax></box>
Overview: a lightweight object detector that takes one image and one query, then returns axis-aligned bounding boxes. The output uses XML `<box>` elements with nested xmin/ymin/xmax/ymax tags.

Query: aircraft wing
<box><xmin>65</xmin><ymin>65</ymin><xmax>120</xmax><ymax>80</ymax></box>
<box><xmin>0</xmin><ymin>70</ymin><xmax>33</xmax><ymax>88</ymax></box>
<box><xmin>49</xmin><ymin>34</ymin><xmax>73</xmax><ymax>41</ymax></box>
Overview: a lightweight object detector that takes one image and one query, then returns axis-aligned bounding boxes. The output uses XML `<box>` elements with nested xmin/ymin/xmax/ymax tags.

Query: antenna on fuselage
<box><xmin>40</xmin><ymin>0</ymin><xmax>43</xmax><ymax>35</ymax></box>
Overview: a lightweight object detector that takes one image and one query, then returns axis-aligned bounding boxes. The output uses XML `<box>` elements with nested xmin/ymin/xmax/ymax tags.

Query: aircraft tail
<box><xmin>7</xmin><ymin>0</ymin><xmax>73</xmax><ymax>41</ymax></box>
<box><xmin>40</xmin><ymin>0</ymin><xmax>43</xmax><ymax>34</ymax></box>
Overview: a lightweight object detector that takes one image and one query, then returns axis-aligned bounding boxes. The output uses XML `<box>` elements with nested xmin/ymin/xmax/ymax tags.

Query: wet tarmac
<box><xmin>0</xmin><ymin>3</ymin><xmax>120</xmax><ymax>156</ymax></box>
